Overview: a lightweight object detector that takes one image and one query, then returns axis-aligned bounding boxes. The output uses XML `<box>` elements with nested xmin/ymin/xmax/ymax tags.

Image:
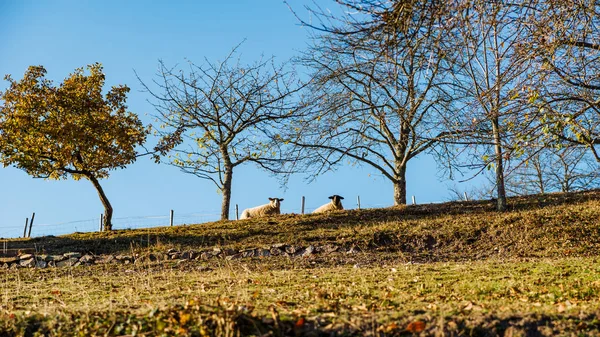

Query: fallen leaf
<box><xmin>406</xmin><ymin>321</ymin><xmax>426</xmax><ymax>333</ymax></box>
<box><xmin>378</xmin><ymin>322</ymin><xmax>399</xmax><ymax>333</ymax></box>
<box><xmin>179</xmin><ymin>312</ymin><xmax>191</xmax><ymax>325</ymax></box>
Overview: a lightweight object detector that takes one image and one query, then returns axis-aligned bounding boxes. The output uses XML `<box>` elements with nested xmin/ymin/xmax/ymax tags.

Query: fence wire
<box><xmin>0</xmin><ymin>199</ymin><xmax>399</xmax><ymax>239</ymax></box>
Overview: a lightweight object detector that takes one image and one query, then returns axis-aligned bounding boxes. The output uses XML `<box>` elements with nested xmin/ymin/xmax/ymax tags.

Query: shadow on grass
<box><xmin>2</xmin><ymin>306</ymin><xmax>598</xmax><ymax>337</ymax></box>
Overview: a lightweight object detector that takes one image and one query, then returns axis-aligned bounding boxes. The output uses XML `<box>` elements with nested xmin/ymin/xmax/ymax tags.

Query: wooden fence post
<box><xmin>357</xmin><ymin>196</ymin><xmax>361</xmax><ymax>210</ymax></box>
<box><xmin>412</xmin><ymin>196</ymin><xmax>416</xmax><ymax>205</ymax></box>
<box><xmin>464</xmin><ymin>192</ymin><xmax>469</xmax><ymax>201</ymax></box>
<box><xmin>170</xmin><ymin>209</ymin><xmax>174</xmax><ymax>226</ymax></box>
<box><xmin>100</xmin><ymin>214</ymin><xmax>104</xmax><ymax>232</ymax></box>
<box><xmin>27</xmin><ymin>212</ymin><xmax>35</xmax><ymax>238</ymax></box>
<box><xmin>301</xmin><ymin>196</ymin><xmax>305</xmax><ymax>215</ymax></box>
<box><xmin>235</xmin><ymin>204</ymin><xmax>239</xmax><ymax>220</ymax></box>
<box><xmin>23</xmin><ymin>218</ymin><xmax>28</xmax><ymax>238</ymax></box>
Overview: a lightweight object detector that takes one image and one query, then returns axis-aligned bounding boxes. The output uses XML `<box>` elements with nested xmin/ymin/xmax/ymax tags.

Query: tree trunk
<box><xmin>491</xmin><ymin>116</ymin><xmax>507</xmax><ymax>211</ymax></box>
<box><xmin>87</xmin><ymin>174</ymin><xmax>114</xmax><ymax>231</ymax></box>
<box><xmin>393</xmin><ymin>165</ymin><xmax>407</xmax><ymax>206</ymax></box>
<box><xmin>220</xmin><ymin>164</ymin><xmax>233</xmax><ymax>221</ymax></box>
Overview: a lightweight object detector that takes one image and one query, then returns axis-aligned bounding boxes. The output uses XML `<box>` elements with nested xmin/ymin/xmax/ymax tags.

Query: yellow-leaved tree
<box><xmin>0</xmin><ymin>63</ymin><xmax>148</xmax><ymax>231</ymax></box>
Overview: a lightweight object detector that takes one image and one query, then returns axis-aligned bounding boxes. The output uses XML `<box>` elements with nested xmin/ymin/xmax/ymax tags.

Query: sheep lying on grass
<box><xmin>313</xmin><ymin>195</ymin><xmax>344</xmax><ymax>214</ymax></box>
<box><xmin>240</xmin><ymin>198</ymin><xmax>284</xmax><ymax>219</ymax></box>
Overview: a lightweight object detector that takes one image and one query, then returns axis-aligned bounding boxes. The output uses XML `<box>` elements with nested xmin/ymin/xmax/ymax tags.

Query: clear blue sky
<box><xmin>0</xmin><ymin>1</ymin><xmax>474</xmax><ymax>238</ymax></box>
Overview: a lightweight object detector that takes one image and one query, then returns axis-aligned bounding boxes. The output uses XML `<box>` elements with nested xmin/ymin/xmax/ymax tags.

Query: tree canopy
<box><xmin>143</xmin><ymin>49</ymin><xmax>306</xmax><ymax>220</ymax></box>
<box><xmin>0</xmin><ymin>63</ymin><xmax>148</xmax><ymax>230</ymax></box>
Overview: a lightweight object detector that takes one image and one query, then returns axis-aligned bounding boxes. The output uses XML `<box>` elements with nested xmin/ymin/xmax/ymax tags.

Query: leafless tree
<box><xmin>285</xmin><ymin>0</ymin><xmax>458</xmax><ymax>205</ymax></box>
<box><xmin>505</xmin><ymin>145</ymin><xmax>600</xmax><ymax>195</ymax></box>
<box><xmin>444</xmin><ymin>0</ymin><xmax>538</xmax><ymax>211</ymax></box>
<box><xmin>140</xmin><ymin>48</ymin><xmax>305</xmax><ymax>220</ymax></box>
<box><xmin>525</xmin><ymin>1</ymin><xmax>600</xmax><ymax>164</ymax></box>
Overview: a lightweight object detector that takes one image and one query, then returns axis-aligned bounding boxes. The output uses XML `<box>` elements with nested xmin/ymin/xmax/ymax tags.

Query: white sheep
<box><xmin>239</xmin><ymin>198</ymin><xmax>284</xmax><ymax>219</ymax></box>
<box><xmin>313</xmin><ymin>195</ymin><xmax>344</xmax><ymax>213</ymax></box>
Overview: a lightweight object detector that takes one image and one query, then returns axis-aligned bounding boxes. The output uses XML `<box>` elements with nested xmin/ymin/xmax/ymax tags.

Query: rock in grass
<box><xmin>19</xmin><ymin>258</ymin><xmax>35</xmax><ymax>268</ymax></box>
<box><xmin>257</xmin><ymin>249</ymin><xmax>271</xmax><ymax>257</ymax></box>
<box><xmin>36</xmin><ymin>260</ymin><xmax>47</xmax><ymax>269</ymax></box>
<box><xmin>79</xmin><ymin>254</ymin><xmax>95</xmax><ymax>264</ymax></box>
<box><xmin>19</xmin><ymin>254</ymin><xmax>34</xmax><ymax>260</ymax></box>
<box><xmin>63</xmin><ymin>252</ymin><xmax>82</xmax><ymax>259</ymax></box>
<box><xmin>302</xmin><ymin>245</ymin><xmax>316</xmax><ymax>257</ymax></box>
<box><xmin>269</xmin><ymin>247</ymin><xmax>284</xmax><ymax>256</ymax></box>
<box><xmin>56</xmin><ymin>258</ymin><xmax>79</xmax><ymax>267</ymax></box>
<box><xmin>115</xmin><ymin>255</ymin><xmax>133</xmax><ymax>263</ymax></box>
<box><xmin>46</xmin><ymin>255</ymin><xmax>66</xmax><ymax>262</ymax></box>
<box><xmin>241</xmin><ymin>249</ymin><xmax>255</xmax><ymax>258</ymax></box>
<box><xmin>95</xmin><ymin>255</ymin><xmax>115</xmax><ymax>264</ymax></box>
<box><xmin>181</xmin><ymin>251</ymin><xmax>195</xmax><ymax>260</ymax></box>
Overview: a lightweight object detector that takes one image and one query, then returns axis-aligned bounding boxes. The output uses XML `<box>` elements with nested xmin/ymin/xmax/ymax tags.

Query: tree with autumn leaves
<box><xmin>0</xmin><ymin>63</ymin><xmax>148</xmax><ymax>230</ymax></box>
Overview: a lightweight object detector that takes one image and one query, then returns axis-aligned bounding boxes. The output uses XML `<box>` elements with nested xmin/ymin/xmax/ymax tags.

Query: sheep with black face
<box><xmin>313</xmin><ymin>195</ymin><xmax>344</xmax><ymax>213</ymax></box>
<box><xmin>239</xmin><ymin>198</ymin><xmax>284</xmax><ymax>219</ymax></box>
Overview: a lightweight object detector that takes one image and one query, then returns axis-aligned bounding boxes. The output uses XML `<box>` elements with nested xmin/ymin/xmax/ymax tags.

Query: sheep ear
<box><xmin>268</xmin><ymin>198</ymin><xmax>274</xmax><ymax>201</ymax></box>
<box><xmin>279</xmin><ymin>198</ymin><xmax>284</xmax><ymax>202</ymax></box>
<box><xmin>328</xmin><ymin>196</ymin><xmax>334</xmax><ymax>199</ymax></box>
<box><xmin>339</xmin><ymin>196</ymin><xmax>344</xmax><ymax>200</ymax></box>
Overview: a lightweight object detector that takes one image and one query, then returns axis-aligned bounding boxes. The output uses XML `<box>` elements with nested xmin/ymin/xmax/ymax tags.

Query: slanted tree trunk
<box><xmin>87</xmin><ymin>174</ymin><xmax>114</xmax><ymax>231</ymax></box>
<box><xmin>393</xmin><ymin>165</ymin><xmax>407</xmax><ymax>206</ymax></box>
<box><xmin>491</xmin><ymin>116</ymin><xmax>507</xmax><ymax>211</ymax></box>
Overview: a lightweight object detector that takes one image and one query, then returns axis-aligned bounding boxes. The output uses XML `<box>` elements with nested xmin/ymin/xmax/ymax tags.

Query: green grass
<box><xmin>2</xmin><ymin>190</ymin><xmax>600</xmax><ymax>336</ymax></box>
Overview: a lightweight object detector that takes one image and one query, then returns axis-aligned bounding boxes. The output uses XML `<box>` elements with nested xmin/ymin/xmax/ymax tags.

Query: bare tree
<box><xmin>140</xmin><ymin>48</ymin><xmax>305</xmax><ymax>220</ymax></box>
<box><xmin>285</xmin><ymin>0</ymin><xmax>457</xmax><ymax>205</ymax></box>
<box><xmin>506</xmin><ymin>145</ymin><xmax>600</xmax><ymax>195</ymax></box>
<box><xmin>445</xmin><ymin>0</ymin><xmax>538</xmax><ymax>211</ymax></box>
<box><xmin>525</xmin><ymin>1</ymin><xmax>600</xmax><ymax>163</ymax></box>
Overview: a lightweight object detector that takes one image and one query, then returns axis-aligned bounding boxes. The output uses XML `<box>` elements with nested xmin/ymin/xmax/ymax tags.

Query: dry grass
<box><xmin>6</xmin><ymin>189</ymin><xmax>600</xmax><ymax>261</ymax></box>
<box><xmin>2</xmin><ymin>190</ymin><xmax>600</xmax><ymax>336</ymax></box>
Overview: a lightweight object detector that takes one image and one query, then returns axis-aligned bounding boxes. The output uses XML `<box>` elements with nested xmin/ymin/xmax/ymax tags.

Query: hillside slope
<box><xmin>5</xmin><ymin>189</ymin><xmax>600</xmax><ymax>261</ymax></box>
<box><xmin>2</xmin><ymin>190</ymin><xmax>600</xmax><ymax>336</ymax></box>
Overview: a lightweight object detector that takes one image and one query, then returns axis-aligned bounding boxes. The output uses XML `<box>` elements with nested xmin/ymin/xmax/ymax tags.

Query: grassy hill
<box><xmin>2</xmin><ymin>190</ymin><xmax>600</xmax><ymax>336</ymax></box>
<box><xmin>7</xmin><ymin>189</ymin><xmax>600</xmax><ymax>260</ymax></box>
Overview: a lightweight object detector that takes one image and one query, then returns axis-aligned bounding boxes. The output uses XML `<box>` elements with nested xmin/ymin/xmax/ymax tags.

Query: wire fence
<box><xmin>0</xmin><ymin>195</ymin><xmax>410</xmax><ymax>239</ymax></box>
<box><xmin>0</xmin><ymin>211</ymin><xmax>222</xmax><ymax>239</ymax></box>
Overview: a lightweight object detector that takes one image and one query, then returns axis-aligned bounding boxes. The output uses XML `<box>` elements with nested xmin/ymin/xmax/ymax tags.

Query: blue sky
<box><xmin>0</xmin><ymin>1</ymin><xmax>471</xmax><ymax>238</ymax></box>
